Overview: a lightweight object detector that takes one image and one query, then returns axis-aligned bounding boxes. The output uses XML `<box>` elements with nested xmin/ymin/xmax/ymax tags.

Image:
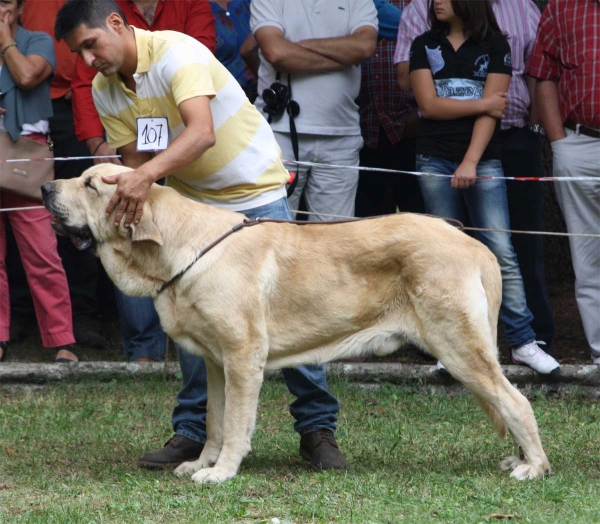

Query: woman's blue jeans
<box><xmin>120</xmin><ymin>197</ymin><xmax>339</xmax><ymax>442</ymax></box>
<box><xmin>416</xmin><ymin>155</ymin><xmax>536</xmax><ymax>349</ymax></box>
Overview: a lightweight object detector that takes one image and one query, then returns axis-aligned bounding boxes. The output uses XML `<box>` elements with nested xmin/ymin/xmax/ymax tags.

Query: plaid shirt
<box><xmin>394</xmin><ymin>0</ymin><xmax>541</xmax><ymax>130</ymax></box>
<box><xmin>526</xmin><ymin>0</ymin><xmax>600</xmax><ymax>129</ymax></box>
<box><xmin>359</xmin><ymin>0</ymin><xmax>416</xmax><ymax>148</ymax></box>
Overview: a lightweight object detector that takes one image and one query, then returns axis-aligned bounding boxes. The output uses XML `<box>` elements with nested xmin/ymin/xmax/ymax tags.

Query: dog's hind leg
<box><xmin>191</xmin><ymin>351</ymin><xmax>266</xmax><ymax>484</ymax></box>
<box><xmin>175</xmin><ymin>358</ymin><xmax>225</xmax><ymax>478</ymax></box>
<box><xmin>432</xmin><ymin>330</ymin><xmax>550</xmax><ymax>480</ymax></box>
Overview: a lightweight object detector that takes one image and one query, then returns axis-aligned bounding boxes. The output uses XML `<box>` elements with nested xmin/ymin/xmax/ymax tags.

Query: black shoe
<box><xmin>73</xmin><ymin>317</ymin><xmax>108</xmax><ymax>349</ymax></box>
<box><xmin>55</xmin><ymin>345</ymin><xmax>79</xmax><ymax>363</ymax></box>
<box><xmin>138</xmin><ymin>435</ymin><xmax>204</xmax><ymax>470</ymax></box>
<box><xmin>0</xmin><ymin>341</ymin><xmax>7</xmax><ymax>362</ymax></box>
<box><xmin>300</xmin><ymin>429</ymin><xmax>348</xmax><ymax>471</ymax></box>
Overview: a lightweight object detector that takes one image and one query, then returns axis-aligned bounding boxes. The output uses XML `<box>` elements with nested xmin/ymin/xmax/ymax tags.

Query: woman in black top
<box><xmin>409</xmin><ymin>0</ymin><xmax>560</xmax><ymax>375</ymax></box>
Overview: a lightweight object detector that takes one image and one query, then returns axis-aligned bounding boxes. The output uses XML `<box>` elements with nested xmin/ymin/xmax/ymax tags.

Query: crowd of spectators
<box><xmin>0</xmin><ymin>0</ymin><xmax>598</xmax><ymax>376</ymax></box>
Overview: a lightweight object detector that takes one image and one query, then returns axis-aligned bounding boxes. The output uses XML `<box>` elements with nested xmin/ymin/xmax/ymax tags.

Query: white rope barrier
<box><xmin>290</xmin><ymin>210</ymin><xmax>600</xmax><ymax>239</ymax></box>
<box><xmin>2</xmin><ymin>154</ymin><xmax>598</xmax><ymax>238</ymax></box>
<box><xmin>283</xmin><ymin>159</ymin><xmax>600</xmax><ymax>183</ymax></box>
<box><xmin>2</xmin><ymin>153</ymin><xmax>598</xmax><ymax>182</ymax></box>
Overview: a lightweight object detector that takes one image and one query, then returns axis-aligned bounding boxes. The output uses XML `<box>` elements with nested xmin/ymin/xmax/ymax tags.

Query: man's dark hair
<box><xmin>428</xmin><ymin>0</ymin><xmax>504</xmax><ymax>43</ymax></box>
<box><xmin>55</xmin><ymin>0</ymin><xmax>127</xmax><ymax>41</ymax></box>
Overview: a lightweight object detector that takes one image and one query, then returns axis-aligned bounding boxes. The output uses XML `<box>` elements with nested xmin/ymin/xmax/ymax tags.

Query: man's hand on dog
<box><xmin>102</xmin><ymin>169</ymin><xmax>155</xmax><ymax>228</ymax></box>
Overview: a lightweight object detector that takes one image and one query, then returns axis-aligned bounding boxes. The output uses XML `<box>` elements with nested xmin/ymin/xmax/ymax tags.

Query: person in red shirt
<box><xmin>71</xmin><ymin>0</ymin><xmax>216</xmax><ymax>163</ymax></box>
<box><xmin>526</xmin><ymin>0</ymin><xmax>600</xmax><ymax>367</ymax></box>
<box><xmin>20</xmin><ymin>0</ymin><xmax>107</xmax><ymax>349</ymax></box>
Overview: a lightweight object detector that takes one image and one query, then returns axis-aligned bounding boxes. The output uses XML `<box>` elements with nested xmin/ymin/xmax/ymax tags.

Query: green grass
<box><xmin>1</xmin><ymin>378</ymin><xmax>598</xmax><ymax>523</ymax></box>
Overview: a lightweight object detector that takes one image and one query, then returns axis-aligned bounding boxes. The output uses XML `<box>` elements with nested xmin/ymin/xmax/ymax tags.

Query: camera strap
<box><xmin>286</xmin><ymin>74</ymin><xmax>300</xmax><ymax>197</ymax></box>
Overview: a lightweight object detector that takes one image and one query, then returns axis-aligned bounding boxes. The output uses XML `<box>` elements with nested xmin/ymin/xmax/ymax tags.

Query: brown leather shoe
<box><xmin>300</xmin><ymin>429</ymin><xmax>348</xmax><ymax>471</ymax></box>
<box><xmin>132</xmin><ymin>357</ymin><xmax>155</xmax><ymax>363</ymax></box>
<box><xmin>138</xmin><ymin>435</ymin><xmax>204</xmax><ymax>470</ymax></box>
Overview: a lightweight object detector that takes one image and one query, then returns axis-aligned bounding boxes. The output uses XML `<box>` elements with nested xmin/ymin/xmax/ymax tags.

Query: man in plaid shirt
<box><xmin>356</xmin><ymin>0</ymin><xmax>425</xmax><ymax>218</ymax></box>
<box><xmin>527</xmin><ymin>0</ymin><xmax>600</xmax><ymax>366</ymax></box>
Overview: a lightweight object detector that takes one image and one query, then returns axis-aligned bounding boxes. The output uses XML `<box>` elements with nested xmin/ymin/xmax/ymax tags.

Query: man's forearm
<box><xmin>264</xmin><ymin>38</ymin><xmax>346</xmax><ymax>73</ymax></box>
<box><xmin>86</xmin><ymin>136</ymin><xmax>105</xmax><ymax>154</ymax></box>
<box><xmin>138</xmin><ymin>128</ymin><xmax>215</xmax><ymax>183</ymax></box>
<box><xmin>298</xmin><ymin>30</ymin><xmax>376</xmax><ymax>66</ymax></box>
<box><xmin>526</xmin><ymin>76</ymin><xmax>540</xmax><ymax>126</ymax></box>
<box><xmin>536</xmin><ymin>80</ymin><xmax>566</xmax><ymax>142</ymax></box>
<box><xmin>397</xmin><ymin>62</ymin><xmax>411</xmax><ymax>93</ymax></box>
<box><xmin>240</xmin><ymin>33</ymin><xmax>260</xmax><ymax>77</ymax></box>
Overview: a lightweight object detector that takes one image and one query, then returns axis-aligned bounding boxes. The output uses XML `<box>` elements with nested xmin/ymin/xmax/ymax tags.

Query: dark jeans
<box><xmin>502</xmin><ymin>127</ymin><xmax>555</xmax><ymax>350</ymax></box>
<box><xmin>417</xmin><ymin>156</ymin><xmax>537</xmax><ymax>349</ymax></box>
<box><xmin>117</xmin><ymin>197</ymin><xmax>339</xmax><ymax>442</ymax></box>
<box><xmin>173</xmin><ymin>197</ymin><xmax>339</xmax><ymax>443</ymax></box>
<box><xmin>355</xmin><ymin>132</ymin><xmax>425</xmax><ymax>217</ymax></box>
<box><xmin>115</xmin><ymin>290</ymin><xmax>167</xmax><ymax>361</ymax></box>
<box><xmin>9</xmin><ymin>96</ymin><xmax>102</xmax><ymax>325</ymax></box>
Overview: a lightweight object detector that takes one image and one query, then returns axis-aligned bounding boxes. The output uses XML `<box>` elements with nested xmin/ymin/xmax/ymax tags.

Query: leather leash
<box><xmin>157</xmin><ymin>214</ymin><xmax>464</xmax><ymax>294</ymax></box>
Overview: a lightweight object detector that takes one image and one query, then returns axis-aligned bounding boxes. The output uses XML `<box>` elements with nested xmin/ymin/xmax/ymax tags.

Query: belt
<box><xmin>565</xmin><ymin>120</ymin><xmax>600</xmax><ymax>139</ymax></box>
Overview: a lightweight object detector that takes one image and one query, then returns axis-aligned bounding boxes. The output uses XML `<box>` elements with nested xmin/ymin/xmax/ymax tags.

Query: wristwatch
<box><xmin>530</xmin><ymin>124</ymin><xmax>546</xmax><ymax>136</ymax></box>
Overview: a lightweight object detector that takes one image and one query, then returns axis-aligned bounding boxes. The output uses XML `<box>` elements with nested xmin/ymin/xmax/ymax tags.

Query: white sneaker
<box><xmin>512</xmin><ymin>341</ymin><xmax>560</xmax><ymax>375</ymax></box>
<box><xmin>436</xmin><ymin>361</ymin><xmax>448</xmax><ymax>374</ymax></box>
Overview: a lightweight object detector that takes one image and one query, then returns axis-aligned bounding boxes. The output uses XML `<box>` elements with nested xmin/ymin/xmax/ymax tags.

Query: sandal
<box><xmin>0</xmin><ymin>341</ymin><xmax>7</xmax><ymax>362</ymax></box>
<box><xmin>55</xmin><ymin>345</ymin><xmax>79</xmax><ymax>363</ymax></box>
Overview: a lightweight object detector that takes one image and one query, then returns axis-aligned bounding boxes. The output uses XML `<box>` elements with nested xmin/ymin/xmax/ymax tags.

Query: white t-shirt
<box><xmin>251</xmin><ymin>0</ymin><xmax>378</xmax><ymax>136</ymax></box>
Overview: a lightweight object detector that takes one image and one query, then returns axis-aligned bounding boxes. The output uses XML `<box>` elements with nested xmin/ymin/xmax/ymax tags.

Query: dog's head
<box><xmin>41</xmin><ymin>164</ymin><xmax>163</xmax><ymax>252</ymax></box>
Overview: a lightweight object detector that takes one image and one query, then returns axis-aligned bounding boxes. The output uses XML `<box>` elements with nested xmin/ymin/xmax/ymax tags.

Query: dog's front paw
<box><xmin>191</xmin><ymin>467</ymin><xmax>236</xmax><ymax>484</ymax></box>
<box><xmin>499</xmin><ymin>455</ymin><xmax>525</xmax><ymax>471</ymax></box>
<box><xmin>509</xmin><ymin>463</ymin><xmax>549</xmax><ymax>480</ymax></box>
<box><xmin>174</xmin><ymin>460</ymin><xmax>202</xmax><ymax>477</ymax></box>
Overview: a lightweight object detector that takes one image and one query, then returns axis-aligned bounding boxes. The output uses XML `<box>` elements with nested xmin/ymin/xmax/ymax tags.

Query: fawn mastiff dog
<box><xmin>42</xmin><ymin>164</ymin><xmax>550</xmax><ymax>484</ymax></box>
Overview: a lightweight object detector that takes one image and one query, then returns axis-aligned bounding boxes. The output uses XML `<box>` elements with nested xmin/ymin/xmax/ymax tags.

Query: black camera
<box><xmin>262</xmin><ymin>81</ymin><xmax>300</xmax><ymax>120</ymax></box>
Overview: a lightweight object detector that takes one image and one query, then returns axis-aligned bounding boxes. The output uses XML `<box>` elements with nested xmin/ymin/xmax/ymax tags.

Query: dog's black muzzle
<box><xmin>41</xmin><ymin>182</ymin><xmax>97</xmax><ymax>252</ymax></box>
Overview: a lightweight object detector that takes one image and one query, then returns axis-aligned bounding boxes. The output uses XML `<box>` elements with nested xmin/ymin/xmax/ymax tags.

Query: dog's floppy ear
<box><xmin>130</xmin><ymin>206</ymin><xmax>164</xmax><ymax>246</ymax></box>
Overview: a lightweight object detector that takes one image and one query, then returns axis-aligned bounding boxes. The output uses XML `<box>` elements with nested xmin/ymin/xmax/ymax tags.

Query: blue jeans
<box><xmin>115</xmin><ymin>290</ymin><xmax>166</xmax><ymax>361</ymax></box>
<box><xmin>173</xmin><ymin>196</ymin><xmax>339</xmax><ymax>444</ymax></box>
<box><xmin>416</xmin><ymin>156</ymin><xmax>536</xmax><ymax>349</ymax></box>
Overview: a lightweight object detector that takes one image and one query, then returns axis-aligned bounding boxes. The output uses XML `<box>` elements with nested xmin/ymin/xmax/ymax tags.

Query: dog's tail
<box><xmin>474</xmin><ymin>394</ymin><xmax>507</xmax><ymax>440</ymax></box>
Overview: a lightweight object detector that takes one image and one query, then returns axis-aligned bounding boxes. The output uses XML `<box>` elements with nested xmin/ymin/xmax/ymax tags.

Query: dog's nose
<box><xmin>41</xmin><ymin>182</ymin><xmax>55</xmax><ymax>199</ymax></box>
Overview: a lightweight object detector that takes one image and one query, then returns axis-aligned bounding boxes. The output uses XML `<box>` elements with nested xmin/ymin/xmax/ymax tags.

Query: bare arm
<box><xmin>298</xmin><ymin>26</ymin><xmax>377</xmax><ymax>66</ymax></box>
<box><xmin>410</xmin><ymin>69</ymin><xmax>508</xmax><ymax>120</ymax></box>
<box><xmin>397</xmin><ymin>61</ymin><xmax>411</xmax><ymax>93</ymax></box>
<box><xmin>2</xmin><ymin>48</ymin><xmax>52</xmax><ymax>90</ymax></box>
<box><xmin>118</xmin><ymin>142</ymin><xmax>153</xmax><ymax>169</ymax></box>
<box><xmin>102</xmin><ymin>96</ymin><xmax>216</xmax><ymax>227</ymax></box>
<box><xmin>526</xmin><ymin>75</ymin><xmax>540</xmax><ymax>126</ymax></box>
<box><xmin>452</xmin><ymin>73</ymin><xmax>511</xmax><ymax>189</ymax></box>
<box><xmin>536</xmin><ymin>80</ymin><xmax>565</xmax><ymax>143</ymax></box>
<box><xmin>254</xmin><ymin>26</ymin><xmax>346</xmax><ymax>74</ymax></box>
<box><xmin>240</xmin><ymin>33</ymin><xmax>260</xmax><ymax>77</ymax></box>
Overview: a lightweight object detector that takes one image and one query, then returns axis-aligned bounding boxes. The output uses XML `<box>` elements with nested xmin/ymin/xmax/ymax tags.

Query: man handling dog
<box><xmin>50</xmin><ymin>0</ymin><xmax>552</xmax><ymax>485</ymax></box>
<box><xmin>54</xmin><ymin>0</ymin><xmax>348</xmax><ymax>473</ymax></box>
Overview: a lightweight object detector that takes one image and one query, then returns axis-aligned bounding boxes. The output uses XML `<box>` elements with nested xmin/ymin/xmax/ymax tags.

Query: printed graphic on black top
<box><xmin>426</xmin><ymin>46</ymin><xmax>445</xmax><ymax>74</ymax></box>
<box><xmin>409</xmin><ymin>30</ymin><xmax>512</xmax><ymax>163</ymax></box>
<box><xmin>473</xmin><ymin>54</ymin><xmax>490</xmax><ymax>78</ymax></box>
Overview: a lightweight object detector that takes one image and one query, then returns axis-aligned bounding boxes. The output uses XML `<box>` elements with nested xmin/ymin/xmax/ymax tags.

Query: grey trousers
<box><xmin>551</xmin><ymin>127</ymin><xmax>600</xmax><ymax>364</ymax></box>
<box><xmin>273</xmin><ymin>132</ymin><xmax>364</xmax><ymax>221</ymax></box>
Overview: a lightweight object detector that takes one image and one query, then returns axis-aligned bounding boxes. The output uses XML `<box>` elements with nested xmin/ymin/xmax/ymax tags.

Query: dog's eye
<box><xmin>84</xmin><ymin>178</ymin><xmax>99</xmax><ymax>194</ymax></box>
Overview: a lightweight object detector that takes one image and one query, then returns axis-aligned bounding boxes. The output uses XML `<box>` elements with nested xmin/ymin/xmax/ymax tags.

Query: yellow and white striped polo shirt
<box><xmin>92</xmin><ymin>27</ymin><xmax>288</xmax><ymax>210</ymax></box>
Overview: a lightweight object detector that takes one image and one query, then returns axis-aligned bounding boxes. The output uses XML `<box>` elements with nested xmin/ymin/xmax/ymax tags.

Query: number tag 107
<box><xmin>136</xmin><ymin>117</ymin><xmax>169</xmax><ymax>152</ymax></box>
